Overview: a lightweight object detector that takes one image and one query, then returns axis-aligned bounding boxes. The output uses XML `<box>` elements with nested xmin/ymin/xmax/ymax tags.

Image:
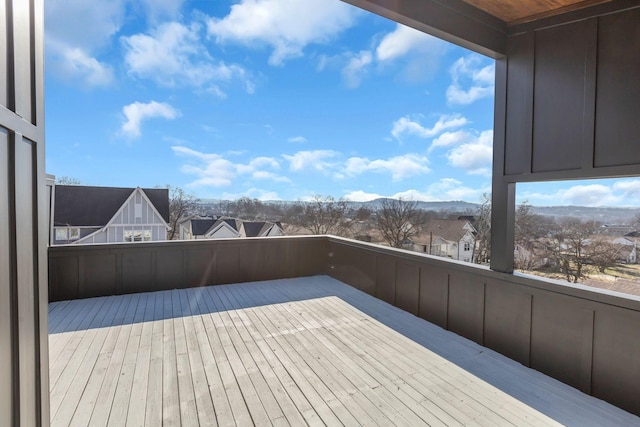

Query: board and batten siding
<box><xmin>77</xmin><ymin>188</ymin><xmax>168</xmax><ymax>244</ymax></box>
<box><xmin>265</xmin><ymin>225</ymin><xmax>284</xmax><ymax>237</ymax></box>
<box><xmin>207</xmin><ymin>224</ymin><xmax>240</xmax><ymax>239</ymax></box>
<box><xmin>0</xmin><ymin>0</ymin><xmax>49</xmax><ymax>425</ymax></box>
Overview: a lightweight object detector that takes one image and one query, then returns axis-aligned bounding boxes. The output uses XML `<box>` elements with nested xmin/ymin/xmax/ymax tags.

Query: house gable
<box><xmin>205</xmin><ymin>219</ymin><xmax>240</xmax><ymax>239</ymax></box>
<box><xmin>73</xmin><ymin>187</ymin><xmax>169</xmax><ymax>244</ymax></box>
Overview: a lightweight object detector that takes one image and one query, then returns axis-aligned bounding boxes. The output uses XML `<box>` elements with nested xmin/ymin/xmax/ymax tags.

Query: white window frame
<box><xmin>55</xmin><ymin>227</ymin><xmax>80</xmax><ymax>242</ymax></box>
<box><xmin>124</xmin><ymin>229</ymin><xmax>152</xmax><ymax>242</ymax></box>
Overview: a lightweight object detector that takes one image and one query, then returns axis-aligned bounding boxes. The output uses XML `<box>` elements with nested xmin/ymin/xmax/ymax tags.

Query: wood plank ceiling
<box><xmin>462</xmin><ymin>0</ymin><xmax>614</xmax><ymax>24</ymax></box>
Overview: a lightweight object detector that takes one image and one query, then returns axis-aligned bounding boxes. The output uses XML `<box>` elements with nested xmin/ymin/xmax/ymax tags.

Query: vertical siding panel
<box><xmin>14</xmin><ymin>135</ymin><xmax>36</xmax><ymax>427</ymax></box>
<box><xmin>0</xmin><ymin>2</ymin><xmax>7</xmax><ymax>107</ymax></box>
<box><xmin>11</xmin><ymin>0</ymin><xmax>34</xmax><ymax>123</ymax></box>
<box><xmin>594</xmin><ymin>8</ymin><xmax>640</xmax><ymax>167</ymax></box>
<box><xmin>1</xmin><ymin>0</ymin><xmax>46</xmax><ymax>424</ymax></box>
<box><xmin>0</xmin><ymin>128</ymin><xmax>12</xmax><ymax>427</ymax></box>
<box><xmin>532</xmin><ymin>21</ymin><xmax>588</xmax><ymax>172</ymax></box>
<box><xmin>418</xmin><ymin>266</ymin><xmax>449</xmax><ymax>328</ymax></box>
<box><xmin>504</xmin><ymin>32</ymin><xmax>534</xmax><ymax>176</ymax></box>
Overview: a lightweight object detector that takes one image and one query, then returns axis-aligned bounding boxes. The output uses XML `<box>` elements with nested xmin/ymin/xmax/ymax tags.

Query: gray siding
<box><xmin>501</xmin><ymin>6</ymin><xmax>640</xmax><ymax>181</ymax></box>
<box><xmin>326</xmin><ymin>237</ymin><xmax>640</xmax><ymax>416</ymax></box>
<box><xmin>0</xmin><ymin>0</ymin><xmax>48</xmax><ymax>425</ymax></box>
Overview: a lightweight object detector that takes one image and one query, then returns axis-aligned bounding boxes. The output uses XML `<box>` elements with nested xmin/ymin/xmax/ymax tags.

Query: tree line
<box><xmin>169</xmin><ymin>188</ymin><xmax>636</xmax><ymax>284</ymax></box>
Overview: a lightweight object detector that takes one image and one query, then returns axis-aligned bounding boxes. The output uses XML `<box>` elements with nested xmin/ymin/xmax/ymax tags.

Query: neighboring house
<box><xmin>178</xmin><ymin>215</ymin><xmax>218</xmax><ymax>240</ymax></box>
<box><xmin>611</xmin><ymin>237</ymin><xmax>637</xmax><ymax>264</ymax></box>
<box><xmin>50</xmin><ymin>184</ymin><xmax>170</xmax><ymax>245</ymax></box>
<box><xmin>405</xmin><ymin>219</ymin><xmax>477</xmax><ymax>263</ymax></box>
<box><xmin>600</xmin><ymin>224</ymin><xmax>635</xmax><ymax>236</ymax></box>
<box><xmin>513</xmin><ymin>241</ymin><xmax>545</xmax><ymax>270</ymax></box>
<box><xmin>180</xmin><ymin>216</ymin><xmax>284</xmax><ymax>239</ymax></box>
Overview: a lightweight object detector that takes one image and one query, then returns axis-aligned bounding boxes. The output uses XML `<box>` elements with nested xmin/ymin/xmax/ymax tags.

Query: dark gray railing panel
<box><xmin>326</xmin><ymin>236</ymin><xmax>640</xmax><ymax>416</ymax></box>
<box><xmin>49</xmin><ymin>236</ymin><xmax>328</xmax><ymax>301</ymax></box>
<box><xmin>483</xmin><ymin>280</ymin><xmax>532</xmax><ymax>366</ymax></box>
<box><xmin>49</xmin><ymin>235</ymin><xmax>640</xmax><ymax>415</ymax></box>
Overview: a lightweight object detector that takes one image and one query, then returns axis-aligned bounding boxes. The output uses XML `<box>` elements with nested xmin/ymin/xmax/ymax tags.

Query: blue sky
<box><xmin>44</xmin><ymin>0</ymin><xmax>640</xmax><ymax>207</ymax></box>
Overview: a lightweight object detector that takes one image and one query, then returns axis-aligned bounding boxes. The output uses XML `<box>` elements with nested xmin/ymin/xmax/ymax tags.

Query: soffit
<box><xmin>461</xmin><ymin>0</ymin><xmax>614</xmax><ymax>24</ymax></box>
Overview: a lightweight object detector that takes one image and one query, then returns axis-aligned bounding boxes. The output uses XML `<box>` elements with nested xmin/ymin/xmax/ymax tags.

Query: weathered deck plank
<box><xmin>49</xmin><ymin>276</ymin><xmax>640</xmax><ymax>426</ymax></box>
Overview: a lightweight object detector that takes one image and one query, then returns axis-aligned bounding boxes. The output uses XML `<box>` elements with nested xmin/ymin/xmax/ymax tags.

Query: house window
<box><xmin>69</xmin><ymin>228</ymin><xmax>80</xmax><ymax>240</ymax></box>
<box><xmin>124</xmin><ymin>230</ymin><xmax>151</xmax><ymax>242</ymax></box>
<box><xmin>464</xmin><ymin>242</ymin><xmax>471</xmax><ymax>251</ymax></box>
<box><xmin>55</xmin><ymin>227</ymin><xmax>80</xmax><ymax>241</ymax></box>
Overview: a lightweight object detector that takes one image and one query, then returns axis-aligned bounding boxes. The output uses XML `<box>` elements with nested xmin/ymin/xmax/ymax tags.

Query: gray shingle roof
<box><xmin>54</xmin><ymin>185</ymin><xmax>169</xmax><ymax>226</ymax></box>
<box><xmin>420</xmin><ymin>219</ymin><xmax>474</xmax><ymax>243</ymax></box>
<box><xmin>243</xmin><ymin>222</ymin><xmax>267</xmax><ymax>237</ymax></box>
<box><xmin>191</xmin><ymin>219</ymin><xmax>216</xmax><ymax>236</ymax></box>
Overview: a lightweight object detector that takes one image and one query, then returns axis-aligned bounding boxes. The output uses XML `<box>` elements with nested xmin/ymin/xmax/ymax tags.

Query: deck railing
<box><xmin>49</xmin><ymin>235</ymin><xmax>640</xmax><ymax>416</ymax></box>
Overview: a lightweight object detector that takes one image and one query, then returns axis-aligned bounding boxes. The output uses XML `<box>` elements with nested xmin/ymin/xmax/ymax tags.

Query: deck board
<box><xmin>49</xmin><ymin>276</ymin><xmax>640</xmax><ymax>426</ymax></box>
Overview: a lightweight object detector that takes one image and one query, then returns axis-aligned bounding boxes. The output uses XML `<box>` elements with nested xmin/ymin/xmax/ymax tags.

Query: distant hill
<box><xmin>529</xmin><ymin>205</ymin><xmax>638</xmax><ymax>223</ymax></box>
<box><xmin>355</xmin><ymin>198</ymin><xmax>480</xmax><ymax>213</ymax></box>
<box><xmin>196</xmin><ymin>198</ymin><xmax>639</xmax><ymax>224</ymax></box>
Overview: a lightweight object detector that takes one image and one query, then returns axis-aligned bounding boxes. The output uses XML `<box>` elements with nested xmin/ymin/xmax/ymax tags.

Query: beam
<box><xmin>342</xmin><ymin>0</ymin><xmax>507</xmax><ymax>57</ymax></box>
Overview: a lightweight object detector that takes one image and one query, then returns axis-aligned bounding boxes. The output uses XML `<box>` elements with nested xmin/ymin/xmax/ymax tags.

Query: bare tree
<box><xmin>588</xmin><ymin>237</ymin><xmax>621</xmax><ymax>273</ymax></box>
<box><xmin>297</xmin><ymin>195</ymin><xmax>352</xmax><ymax>236</ymax></box>
<box><xmin>515</xmin><ymin>201</ymin><xmax>536</xmax><ymax>244</ymax></box>
<box><xmin>55</xmin><ymin>176</ymin><xmax>81</xmax><ymax>185</ymax></box>
<box><xmin>215</xmin><ymin>199</ymin><xmax>235</xmax><ymax>217</ymax></box>
<box><xmin>165</xmin><ymin>186</ymin><xmax>199</xmax><ymax>240</ymax></box>
<box><xmin>234</xmin><ymin>197</ymin><xmax>263</xmax><ymax>220</ymax></box>
<box><xmin>633</xmin><ymin>212</ymin><xmax>640</xmax><ymax>230</ymax></box>
<box><xmin>543</xmin><ymin>219</ymin><xmax>597</xmax><ymax>283</ymax></box>
<box><xmin>472</xmin><ymin>193</ymin><xmax>491</xmax><ymax>264</ymax></box>
<box><xmin>375</xmin><ymin>198</ymin><xmax>422</xmax><ymax>248</ymax></box>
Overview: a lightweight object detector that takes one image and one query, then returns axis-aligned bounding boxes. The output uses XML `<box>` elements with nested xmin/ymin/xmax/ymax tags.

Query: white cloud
<box><xmin>376</xmin><ymin>24</ymin><xmax>444</xmax><ymax>62</ymax></box>
<box><xmin>447</xmin><ymin>130</ymin><xmax>493</xmax><ymax>176</ymax></box>
<box><xmin>429</xmin><ymin>130</ymin><xmax>472</xmax><ymax>152</ymax></box>
<box><xmin>558</xmin><ymin>185</ymin><xmax>622</xmax><ymax>207</ymax></box>
<box><xmin>236</xmin><ymin>156</ymin><xmax>280</xmax><ymax>174</ymax></box>
<box><xmin>288</xmin><ymin>136</ymin><xmax>307</xmax><ymax>143</ymax></box>
<box><xmin>45</xmin><ymin>0</ymin><xmax>126</xmax><ymax>51</ymax></box>
<box><xmin>139</xmin><ymin>0</ymin><xmax>186</xmax><ymax>23</ymax></box>
<box><xmin>47</xmin><ymin>42</ymin><xmax>114</xmax><ymax>87</ymax></box>
<box><xmin>344</xmin><ymin>154</ymin><xmax>430</xmax><ymax>181</ymax></box>
<box><xmin>521</xmin><ymin>179</ymin><xmax>640</xmax><ymax>207</ymax></box>
<box><xmin>393</xmin><ymin>178</ymin><xmax>490</xmax><ymax>202</ymax></box>
<box><xmin>283</xmin><ymin>150</ymin><xmax>340</xmax><ymax>172</ymax></box>
<box><xmin>252</xmin><ymin>171</ymin><xmax>292</xmax><ymax>183</ymax></box>
<box><xmin>447</xmin><ymin>55</ymin><xmax>495</xmax><ymax>105</ymax></box>
<box><xmin>613</xmin><ymin>180</ymin><xmax>640</xmax><ymax>198</ymax></box>
<box><xmin>45</xmin><ymin>0</ymin><xmax>125</xmax><ymax>86</ymax></box>
<box><xmin>173</xmin><ymin>146</ymin><xmax>287</xmax><ymax>188</ymax></box>
<box><xmin>207</xmin><ymin>0</ymin><xmax>358</xmax><ymax>66</ymax></box>
<box><xmin>121</xmin><ymin>101</ymin><xmax>181</xmax><ymax>138</ymax></box>
<box><xmin>391</xmin><ymin>114</ymin><xmax>468</xmax><ymax>140</ymax></box>
<box><xmin>342</xmin><ymin>50</ymin><xmax>373</xmax><ymax>89</ymax></box>
<box><xmin>221</xmin><ymin>188</ymin><xmax>281</xmax><ymax>201</ymax></box>
<box><xmin>374</xmin><ymin>24</ymin><xmax>449</xmax><ymax>83</ymax></box>
<box><xmin>343</xmin><ymin>190</ymin><xmax>384</xmax><ymax>202</ymax></box>
<box><xmin>122</xmin><ymin>22</ymin><xmax>251</xmax><ymax>90</ymax></box>
<box><xmin>317</xmin><ymin>24</ymin><xmax>446</xmax><ymax>88</ymax></box>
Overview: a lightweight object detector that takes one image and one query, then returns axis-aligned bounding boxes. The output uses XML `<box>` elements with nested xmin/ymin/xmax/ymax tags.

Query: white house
<box><xmin>50</xmin><ymin>184</ymin><xmax>170</xmax><ymax>245</ymax></box>
<box><xmin>406</xmin><ymin>219</ymin><xmax>477</xmax><ymax>263</ymax></box>
<box><xmin>611</xmin><ymin>237</ymin><xmax>638</xmax><ymax>264</ymax></box>
<box><xmin>180</xmin><ymin>216</ymin><xmax>284</xmax><ymax>240</ymax></box>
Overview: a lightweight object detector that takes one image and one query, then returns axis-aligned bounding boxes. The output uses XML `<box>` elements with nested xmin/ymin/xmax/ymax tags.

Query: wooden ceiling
<box><xmin>461</xmin><ymin>0</ymin><xmax>614</xmax><ymax>24</ymax></box>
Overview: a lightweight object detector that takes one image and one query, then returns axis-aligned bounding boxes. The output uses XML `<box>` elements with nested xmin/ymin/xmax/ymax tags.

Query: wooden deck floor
<box><xmin>48</xmin><ymin>276</ymin><xmax>638</xmax><ymax>426</ymax></box>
